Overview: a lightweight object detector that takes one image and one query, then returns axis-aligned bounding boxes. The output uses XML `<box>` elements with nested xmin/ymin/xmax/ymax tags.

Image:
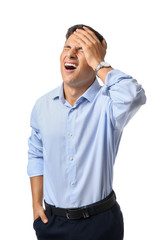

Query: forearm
<box><xmin>30</xmin><ymin>175</ymin><xmax>48</xmax><ymax>222</ymax></box>
<box><xmin>30</xmin><ymin>175</ymin><xmax>44</xmax><ymax>208</ymax></box>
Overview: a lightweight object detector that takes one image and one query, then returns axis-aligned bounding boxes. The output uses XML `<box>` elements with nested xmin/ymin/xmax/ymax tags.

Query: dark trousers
<box><xmin>33</xmin><ymin>201</ymin><xmax>124</xmax><ymax>240</ymax></box>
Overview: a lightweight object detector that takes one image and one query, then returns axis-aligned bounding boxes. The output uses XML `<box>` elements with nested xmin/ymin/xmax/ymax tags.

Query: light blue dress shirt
<box><xmin>27</xmin><ymin>69</ymin><xmax>146</xmax><ymax>208</ymax></box>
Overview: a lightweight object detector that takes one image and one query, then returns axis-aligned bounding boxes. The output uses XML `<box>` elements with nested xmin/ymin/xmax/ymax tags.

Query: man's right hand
<box><xmin>33</xmin><ymin>205</ymin><xmax>48</xmax><ymax>224</ymax></box>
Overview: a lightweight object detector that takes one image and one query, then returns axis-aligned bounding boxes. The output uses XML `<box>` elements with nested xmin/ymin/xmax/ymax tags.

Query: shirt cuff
<box><xmin>105</xmin><ymin>69</ymin><xmax>133</xmax><ymax>87</ymax></box>
<box><xmin>27</xmin><ymin>159</ymin><xmax>44</xmax><ymax>177</ymax></box>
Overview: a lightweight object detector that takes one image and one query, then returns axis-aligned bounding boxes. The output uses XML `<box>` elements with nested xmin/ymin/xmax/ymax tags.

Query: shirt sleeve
<box><xmin>102</xmin><ymin>69</ymin><xmax>147</xmax><ymax>130</ymax></box>
<box><xmin>27</xmin><ymin>101</ymin><xmax>44</xmax><ymax>177</ymax></box>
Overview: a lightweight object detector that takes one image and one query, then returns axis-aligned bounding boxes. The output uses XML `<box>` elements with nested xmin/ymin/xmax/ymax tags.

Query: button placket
<box><xmin>67</xmin><ymin>108</ymin><xmax>77</xmax><ymax>205</ymax></box>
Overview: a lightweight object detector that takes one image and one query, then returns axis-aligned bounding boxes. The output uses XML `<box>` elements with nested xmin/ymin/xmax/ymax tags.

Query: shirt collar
<box><xmin>52</xmin><ymin>77</ymin><xmax>101</xmax><ymax>104</ymax></box>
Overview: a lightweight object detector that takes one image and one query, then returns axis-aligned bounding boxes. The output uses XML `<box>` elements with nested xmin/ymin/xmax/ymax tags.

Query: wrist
<box><xmin>33</xmin><ymin>200</ymin><xmax>43</xmax><ymax>208</ymax></box>
<box><xmin>95</xmin><ymin>61</ymin><xmax>112</xmax><ymax>76</ymax></box>
<box><xmin>92</xmin><ymin>59</ymin><xmax>104</xmax><ymax>71</ymax></box>
<box><xmin>97</xmin><ymin>67</ymin><xmax>114</xmax><ymax>84</ymax></box>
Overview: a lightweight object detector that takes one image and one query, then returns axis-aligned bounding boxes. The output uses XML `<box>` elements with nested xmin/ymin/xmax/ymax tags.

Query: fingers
<box><xmin>72</xmin><ymin>31</ymin><xmax>87</xmax><ymax>48</ymax></box>
<box><xmin>102</xmin><ymin>39</ymin><xmax>107</xmax><ymax>49</ymax></box>
<box><xmin>73</xmin><ymin>27</ymin><xmax>100</xmax><ymax>46</ymax></box>
<box><xmin>75</xmin><ymin>28</ymin><xmax>99</xmax><ymax>44</ymax></box>
<box><xmin>83</xmin><ymin>27</ymin><xmax>107</xmax><ymax>50</ymax></box>
<box><xmin>40</xmin><ymin>210</ymin><xmax>48</xmax><ymax>224</ymax></box>
<box><xmin>34</xmin><ymin>206</ymin><xmax>48</xmax><ymax>224</ymax></box>
<box><xmin>73</xmin><ymin>27</ymin><xmax>107</xmax><ymax>52</ymax></box>
<box><xmin>83</xmin><ymin>26</ymin><xmax>100</xmax><ymax>42</ymax></box>
<box><xmin>71</xmin><ymin>27</ymin><xmax>107</xmax><ymax>70</ymax></box>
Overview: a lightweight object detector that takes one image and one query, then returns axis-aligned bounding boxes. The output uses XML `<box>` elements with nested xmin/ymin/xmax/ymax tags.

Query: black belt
<box><xmin>44</xmin><ymin>190</ymin><xmax>116</xmax><ymax>220</ymax></box>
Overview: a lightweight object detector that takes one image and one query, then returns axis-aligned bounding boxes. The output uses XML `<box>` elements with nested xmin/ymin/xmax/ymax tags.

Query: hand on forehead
<box><xmin>72</xmin><ymin>27</ymin><xmax>101</xmax><ymax>46</ymax></box>
<box><xmin>69</xmin><ymin>27</ymin><xmax>107</xmax><ymax>70</ymax></box>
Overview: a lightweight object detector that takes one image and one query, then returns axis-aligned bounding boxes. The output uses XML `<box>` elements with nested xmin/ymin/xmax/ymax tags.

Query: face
<box><xmin>60</xmin><ymin>34</ymin><xmax>95</xmax><ymax>88</ymax></box>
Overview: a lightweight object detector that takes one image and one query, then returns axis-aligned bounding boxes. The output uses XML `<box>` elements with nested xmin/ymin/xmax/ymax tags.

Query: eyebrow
<box><xmin>64</xmin><ymin>45</ymin><xmax>83</xmax><ymax>50</ymax></box>
<box><xmin>64</xmin><ymin>45</ymin><xmax>71</xmax><ymax>48</ymax></box>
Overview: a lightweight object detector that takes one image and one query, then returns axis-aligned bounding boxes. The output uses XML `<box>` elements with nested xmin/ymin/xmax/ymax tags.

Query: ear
<box><xmin>102</xmin><ymin>39</ymin><xmax>107</xmax><ymax>49</ymax></box>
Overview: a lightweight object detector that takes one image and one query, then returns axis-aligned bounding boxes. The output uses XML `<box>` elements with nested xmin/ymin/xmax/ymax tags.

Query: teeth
<box><xmin>65</xmin><ymin>62</ymin><xmax>77</xmax><ymax>68</ymax></box>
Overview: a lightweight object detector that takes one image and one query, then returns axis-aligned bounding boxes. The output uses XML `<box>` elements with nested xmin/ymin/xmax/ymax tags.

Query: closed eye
<box><xmin>63</xmin><ymin>45</ymin><xmax>83</xmax><ymax>51</ymax></box>
<box><xmin>77</xmin><ymin>47</ymin><xmax>83</xmax><ymax>53</ymax></box>
<box><xmin>64</xmin><ymin>45</ymin><xmax>71</xmax><ymax>49</ymax></box>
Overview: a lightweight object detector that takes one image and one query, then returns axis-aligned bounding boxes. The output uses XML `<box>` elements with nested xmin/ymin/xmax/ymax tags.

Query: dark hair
<box><xmin>66</xmin><ymin>24</ymin><xmax>106</xmax><ymax>45</ymax></box>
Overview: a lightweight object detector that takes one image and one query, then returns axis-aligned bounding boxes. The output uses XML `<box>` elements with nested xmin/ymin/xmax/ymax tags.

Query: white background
<box><xmin>0</xmin><ymin>0</ymin><xmax>159</xmax><ymax>239</ymax></box>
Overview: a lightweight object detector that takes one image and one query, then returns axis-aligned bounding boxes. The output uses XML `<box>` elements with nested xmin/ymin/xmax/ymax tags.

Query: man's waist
<box><xmin>44</xmin><ymin>190</ymin><xmax>116</xmax><ymax>220</ymax></box>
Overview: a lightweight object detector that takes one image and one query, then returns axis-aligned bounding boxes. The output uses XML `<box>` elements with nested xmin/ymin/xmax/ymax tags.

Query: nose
<box><xmin>67</xmin><ymin>48</ymin><xmax>77</xmax><ymax>59</ymax></box>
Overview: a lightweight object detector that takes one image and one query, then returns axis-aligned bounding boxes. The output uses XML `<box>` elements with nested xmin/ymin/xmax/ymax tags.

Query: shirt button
<box><xmin>71</xmin><ymin>181</ymin><xmax>74</xmax><ymax>185</ymax></box>
<box><xmin>70</xmin><ymin>132</ymin><xmax>72</xmax><ymax>136</ymax></box>
<box><xmin>70</xmin><ymin>157</ymin><xmax>73</xmax><ymax>161</ymax></box>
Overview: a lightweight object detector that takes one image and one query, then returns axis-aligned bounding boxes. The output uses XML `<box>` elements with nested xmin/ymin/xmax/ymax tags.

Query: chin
<box><xmin>61</xmin><ymin>71</ymin><xmax>77</xmax><ymax>83</ymax></box>
<box><xmin>62</xmin><ymin>76</ymin><xmax>76</xmax><ymax>85</ymax></box>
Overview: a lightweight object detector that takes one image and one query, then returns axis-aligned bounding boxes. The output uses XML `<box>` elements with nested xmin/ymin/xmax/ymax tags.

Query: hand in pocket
<box><xmin>33</xmin><ymin>205</ymin><xmax>48</xmax><ymax>224</ymax></box>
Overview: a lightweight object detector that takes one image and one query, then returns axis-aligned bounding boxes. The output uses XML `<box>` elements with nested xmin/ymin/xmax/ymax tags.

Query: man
<box><xmin>27</xmin><ymin>24</ymin><xmax>146</xmax><ymax>240</ymax></box>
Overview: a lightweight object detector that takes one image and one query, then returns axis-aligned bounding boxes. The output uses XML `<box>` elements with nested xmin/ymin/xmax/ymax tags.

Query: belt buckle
<box><xmin>66</xmin><ymin>207</ymin><xmax>90</xmax><ymax>220</ymax></box>
<box><xmin>66</xmin><ymin>211</ymin><xmax>71</xmax><ymax>219</ymax></box>
<box><xmin>82</xmin><ymin>206</ymin><xmax>90</xmax><ymax>219</ymax></box>
<box><xmin>66</xmin><ymin>210</ymin><xmax>77</xmax><ymax>220</ymax></box>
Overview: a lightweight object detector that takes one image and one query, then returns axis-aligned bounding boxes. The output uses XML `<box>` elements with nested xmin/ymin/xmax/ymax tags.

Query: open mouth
<box><xmin>64</xmin><ymin>62</ymin><xmax>78</xmax><ymax>72</ymax></box>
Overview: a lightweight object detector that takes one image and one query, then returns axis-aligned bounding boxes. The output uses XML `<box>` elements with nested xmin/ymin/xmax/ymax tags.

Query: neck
<box><xmin>63</xmin><ymin>80</ymin><xmax>95</xmax><ymax>107</ymax></box>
